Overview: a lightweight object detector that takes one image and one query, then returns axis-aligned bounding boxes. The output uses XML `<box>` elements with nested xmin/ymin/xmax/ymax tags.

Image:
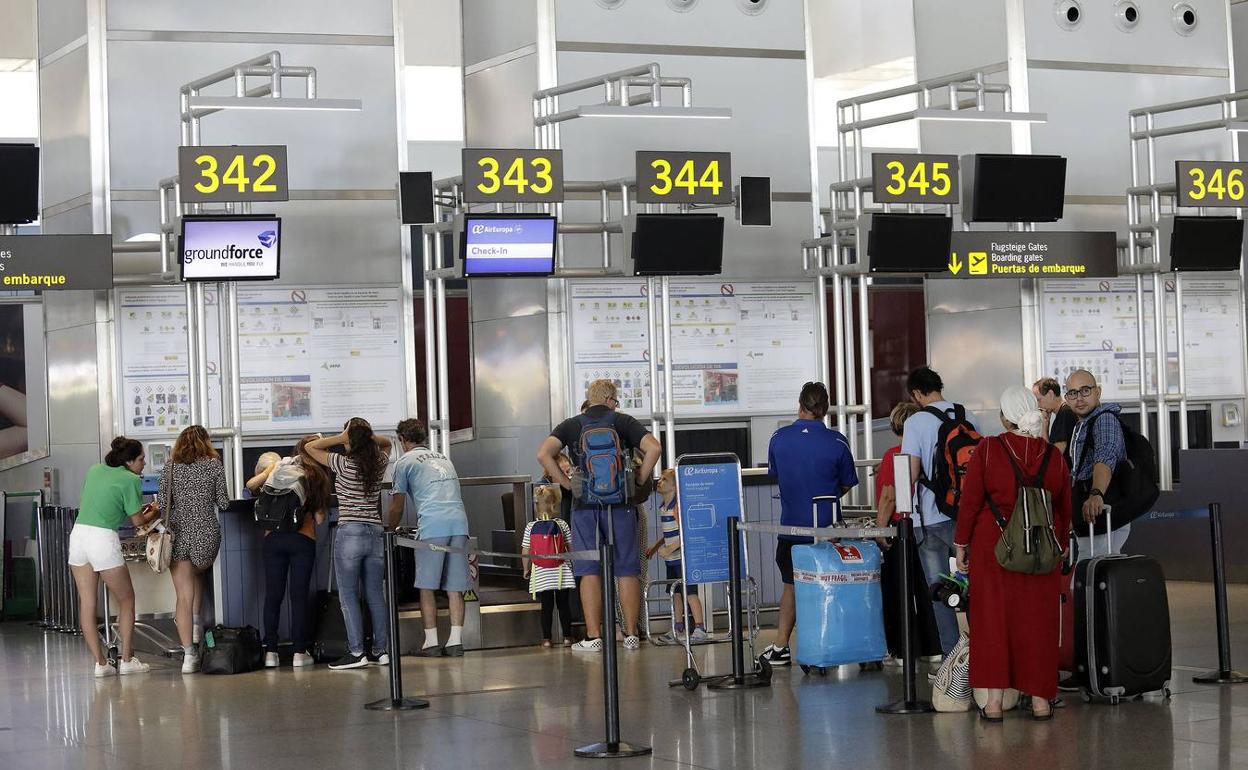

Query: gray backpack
<box><xmin>986</xmin><ymin>440</ymin><xmax>1062</xmax><ymax>575</ymax></box>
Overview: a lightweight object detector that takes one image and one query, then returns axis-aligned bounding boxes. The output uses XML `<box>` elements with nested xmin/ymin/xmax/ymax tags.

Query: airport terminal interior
<box><xmin>5</xmin><ymin>1</ymin><xmax>1248</xmax><ymax>768</ymax></box>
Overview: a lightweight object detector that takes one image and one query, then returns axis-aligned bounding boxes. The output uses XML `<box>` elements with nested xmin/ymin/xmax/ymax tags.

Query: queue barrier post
<box><xmin>1193</xmin><ymin>503</ymin><xmax>1248</xmax><ymax>685</ymax></box>
<box><xmin>706</xmin><ymin>515</ymin><xmax>770</xmax><ymax>690</ymax></box>
<box><xmin>365</xmin><ymin>529</ymin><xmax>431</xmax><ymax>712</ymax></box>
<box><xmin>876</xmin><ymin>515</ymin><xmax>934</xmax><ymax>715</ymax></box>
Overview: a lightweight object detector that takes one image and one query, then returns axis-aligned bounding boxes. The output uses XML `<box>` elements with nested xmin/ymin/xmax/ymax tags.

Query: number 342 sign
<box><xmin>178</xmin><ymin>145</ymin><xmax>289</xmax><ymax>203</ymax></box>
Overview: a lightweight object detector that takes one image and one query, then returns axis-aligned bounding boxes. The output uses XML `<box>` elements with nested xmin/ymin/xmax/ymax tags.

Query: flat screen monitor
<box><xmin>631</xmin><ymin>214</ymin><xmax>724</xmax><ymax>276</ymax></box>
<box><xmin>460</xmin><ymin>214</ymin><xmax>556</xmax><ymax>277</ymax></box>
<box><xmin>399</xmin><ymin>171</ymin><xmax>434</xmax><ymax>225</ymax></box>
<box><xmin>0</xmin><ymin>144</ymin><xmax>39</xmax><ymax>224</ymax></box>
<box><xmin>1169</xmin><ymin>216</ymin><xmax>1244</xmax><ymax>271</ymax></box>
<box><xmin>739</xmin><ymin>176</ymin><xmax>772</xmax><ymax>227</ymax></box>
<box><xmin>866</xmin><ymin>213</ymin><xmax>953</xmax><ymax>273</ymax></box>
<box><xmin>180</xmin><ymin>215</ymin><xmax>281</xmax><ymax>282</ymax></box>
<box><xmin>962</xmin><ymin>154</ymin><xmax>1067</xmax><ymax>222</ymax></box>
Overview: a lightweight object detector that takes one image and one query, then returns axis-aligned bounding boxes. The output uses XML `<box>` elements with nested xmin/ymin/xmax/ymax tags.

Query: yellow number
<box><xmin>502</xmin><ymin>157</ymin><xmax>528</xmax><ymax>193</ymax></box>
<box><xmin>193</xmin><ymin>155</ymin><xmax>220</xmax><ymax>194</ymax></box>
<box><xmin>885</xmin><ymin>160</ymin><xmax>905</xmax><ymax>195</ymax></box>
<box><xmin>650</xmin><ymin>159</ymin><xmax>673</xmax><ymax>196</ymax></box>
<box><xmin>675</xmin><ymin>160</ymin><xmax>697</xmax><ymax>195</ymax></box>
<box><xmin>1188</xmin><ymin>167</ymin><xmax>1207</xmax><ymax>201</ymax></box>
<box><xmin>1229</xmin><ymin>168</ymin><xmax>1245</xmax><ymax>200</ymax></box>
<box><xmin>476</xmin><ymin>156</ymin><xmax>501</xmax><ymax>195</ymax></box>
<box><xmin>1208</xmin><ymin>168</ymin><xmax>1226</xmax><ymax>200</ymax></box>
<box><xmin>699</xmin><ymin>160</ymin><xmax>723</xmax><ymax>197</ymax></box>
<box><xmin>907</xmin><ymin>163</ymin><xmax>930</xmax><ymax>195</ymax></box>
<box><xmin>931</xmin><ymin>162</ymin><xmax>952</xmax><ymax>196</ymax></box>
<box><xmin>252</xmin><ymin>154</ymin><xmax>278</xmax><ymax>193</ymax></box>
<box><xmin>222</xmin><ymin>154</ymin><xmax>250</xmax><ymax>192</ymax></box>
<box><xmin>531</xmin><ymin>157</ymin><xmax>554</xmax><ymax>194</ymax></box>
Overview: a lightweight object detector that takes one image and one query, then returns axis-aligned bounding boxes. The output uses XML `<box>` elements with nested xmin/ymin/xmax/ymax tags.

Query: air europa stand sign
<box><xmin>0</xmin><ymin>235</ymin><xmax>113</xmax><ymax>290</ymax></box>
<box><xmin>941</xmin><ymin>231</ymin><xmax>1118</xmax><ymax>279</ymax></box>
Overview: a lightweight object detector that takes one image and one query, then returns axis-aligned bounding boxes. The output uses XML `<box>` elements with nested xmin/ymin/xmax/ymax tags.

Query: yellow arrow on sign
<box><xmin>948</xmin><ymin>252</ymin><xmax>963</xmax><ymax>275</ymax></box>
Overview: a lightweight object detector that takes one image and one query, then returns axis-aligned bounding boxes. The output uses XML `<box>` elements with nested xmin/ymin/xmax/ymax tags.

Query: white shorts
<box><xmin>67</xmin><ymin>524</ymin><xmax>125</xmax><ymax>572</ymax></box>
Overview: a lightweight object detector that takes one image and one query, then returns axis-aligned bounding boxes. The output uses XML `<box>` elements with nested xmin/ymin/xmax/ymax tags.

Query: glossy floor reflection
<box><xmin>2</xmin><ymin>582</ymin><xmax>1247</xmax><ymax>769</ymax></box>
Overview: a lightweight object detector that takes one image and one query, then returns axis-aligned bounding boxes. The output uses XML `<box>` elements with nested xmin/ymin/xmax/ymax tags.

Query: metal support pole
<box><xmin>876</xmin><ymin>515</ymin><xmax>934</xmax><ymax>714</ymax></box>
<box><xmin>435</xmin><ymin>276</ymin><xmax>451</xmax><ymax>457</ymax></box>
<box><xmin>646</xmin><ymin>276</ymin><xmax>661</xmax><ymax>440</ymax></box>
<box><xmin>35</xmin><ymin>504</ymin><xmax>50</xmax><ymax>628</ymax></box>
<box><xmin>1193</xmin><ymin>503</ymin><xmax>1248</xmax><ymax>685</ymax></box>
<box><xmin>661</xmin><ymin>277</ymin><xmax>676</xmax><ymax>465</ymax></box>
<box><xmin>366</xmin><ymin>532</ymin><xmax>431</xmax><ymax>711</ymax></box>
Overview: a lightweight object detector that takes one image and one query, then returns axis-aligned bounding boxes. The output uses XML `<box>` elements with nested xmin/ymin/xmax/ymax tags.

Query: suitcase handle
<box><xmin>811</xmin><ymin>495</ymin><xmax>842</xmax><ymax>542</ymax></box>
<box><xmin>1089</xmin><ymin>504</ymin><xmax>1113</xmax><ymax>558</ymax></box>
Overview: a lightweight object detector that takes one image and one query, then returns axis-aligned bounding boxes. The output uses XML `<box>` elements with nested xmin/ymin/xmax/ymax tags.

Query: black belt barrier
<box><xmin>875</xmin><ymin>515</ymin><xmax>934</xmax><ymax>715</ymax></box>
<box><xmin>1193</xmin><ymin>503</ymin><xmax>1248</xmax><ymax>685</ymax></box>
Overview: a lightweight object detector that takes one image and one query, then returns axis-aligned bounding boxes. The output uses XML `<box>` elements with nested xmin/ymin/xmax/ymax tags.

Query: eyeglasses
<box><xmin>1064</xmin><ymin>385</ymin><xmax>1098</xmax><ymax>401</ymax></box>
<box><xmin>607</xmin><ymin>397</ymin><xmax>620</xmax><ymax>406</ymax></box>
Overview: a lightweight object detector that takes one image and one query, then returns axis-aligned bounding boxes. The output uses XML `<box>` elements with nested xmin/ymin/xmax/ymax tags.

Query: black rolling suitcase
<box><xmin>312</xmin><ymin>524</ymin><xmax>373</xmax><ymax>662</ymax></box>
<box><xmin>1073</xmin><ymin>507</ymin><xmax>1172</xmax><ymax>703</ymax></box>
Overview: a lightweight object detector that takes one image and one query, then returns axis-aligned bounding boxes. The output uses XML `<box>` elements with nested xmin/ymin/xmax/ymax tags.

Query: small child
<box><xmin>645</xmin><ymin>469</ymin><xmax>707</xmax><ymax>644</ymax></box>
<box><xmin>522</xmin><ymin>485</ymin><xmax>575</xmax><ymax>648</ymax></box>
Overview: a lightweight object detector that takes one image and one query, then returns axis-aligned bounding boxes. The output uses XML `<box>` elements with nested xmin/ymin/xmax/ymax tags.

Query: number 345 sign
<box><xmin>178</xmin><ymin>145</ymin><xmax>289</xmax><ymax>203</ymax></box>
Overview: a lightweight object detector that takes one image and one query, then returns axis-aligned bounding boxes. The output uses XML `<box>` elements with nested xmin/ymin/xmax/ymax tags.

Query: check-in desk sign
<box><xmin>942</xmin><ymin>231</ymin><xmax>1118</xmax><ymax>279</ymax></box>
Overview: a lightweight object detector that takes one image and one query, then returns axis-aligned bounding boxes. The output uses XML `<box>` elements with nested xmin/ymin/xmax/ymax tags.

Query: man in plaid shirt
<box><xmin>1064</xmin><ymin>369</ymin><xmax>1130</xmax><ymax>556</ymax></box>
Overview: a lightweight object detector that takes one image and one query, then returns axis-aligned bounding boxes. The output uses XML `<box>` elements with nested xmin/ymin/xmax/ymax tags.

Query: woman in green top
<box><xmin>71</xmin><ymin>436</ymin><xmax>160</xmax><ymax>677</ymax></box>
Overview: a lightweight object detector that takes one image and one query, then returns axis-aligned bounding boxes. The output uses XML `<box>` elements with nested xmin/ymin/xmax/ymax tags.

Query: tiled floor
<box><xmin>2</xmin><ymin>581</ymin><xmax>1246</xmax><ymax>769</ymax></box>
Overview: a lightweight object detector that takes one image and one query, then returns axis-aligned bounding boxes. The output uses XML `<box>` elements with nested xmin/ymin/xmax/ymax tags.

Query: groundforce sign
<box><xmin>0</xmin><ymin>235</ymin><xmax>114</xmax><ymax>290</ymax></box>
<box><xmin>941</xmin><ymin>231</ymin><xmax>1118</xmax><ymax>279</ymax></box>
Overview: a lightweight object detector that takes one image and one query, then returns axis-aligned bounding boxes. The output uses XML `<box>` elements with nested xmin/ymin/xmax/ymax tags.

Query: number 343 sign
<box><xmin>178</xmin><ymin>145</ymin><xmax>289</xmax><ymax>203</ymax></box>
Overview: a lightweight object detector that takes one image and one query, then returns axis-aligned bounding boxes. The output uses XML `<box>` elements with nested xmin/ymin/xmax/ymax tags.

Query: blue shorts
<box><xmin>570</xmin><ymin>506</ymin><xmax>640</xmax><ymax>578</ymax></box>
<box><xmin>415</xmin><ymin>535</ymin><xmax>470</xmax><ymax>592</ymax></box>
<box><xmin>664</xmin><ymin>562</ymin><xmax>698</xmax><ymax>596</ymax></box>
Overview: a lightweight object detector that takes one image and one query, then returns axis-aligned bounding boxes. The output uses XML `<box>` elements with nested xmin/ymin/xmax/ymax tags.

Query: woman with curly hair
<box><xmin>306</xmin><ymin>418</ymin><xmax>392</xmax><ymax>670</ymax></box>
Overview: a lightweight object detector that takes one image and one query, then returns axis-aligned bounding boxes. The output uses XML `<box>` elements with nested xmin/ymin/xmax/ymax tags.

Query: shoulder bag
<box><xmin>147</xmin><ymin>467</ymin><xmax>174</xmax><ymax>573</ymax></box>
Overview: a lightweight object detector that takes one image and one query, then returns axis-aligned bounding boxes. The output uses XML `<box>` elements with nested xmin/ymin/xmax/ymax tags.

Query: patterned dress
<box><xmin>159</xmin><ymin>458</ymin><xmax>230</xmax><ymax>569</ymax></box>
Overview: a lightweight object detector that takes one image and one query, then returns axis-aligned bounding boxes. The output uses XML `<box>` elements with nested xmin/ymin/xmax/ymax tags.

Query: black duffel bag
<box><xmin>201</xmin><ymin>625</ymin><xmax>264</xmax><ymax>675</ymax></box>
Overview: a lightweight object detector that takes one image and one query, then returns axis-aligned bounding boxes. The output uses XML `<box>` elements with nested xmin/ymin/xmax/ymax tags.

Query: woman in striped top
<box><xmin>645</xmin><ymin>469</ymin><xmax>707</xmax><ymax>644</ymax></box>
<box><xmin>522</xmin><ymin>485</ymin><xmax>575</xmax><ymax>647</ymax></box>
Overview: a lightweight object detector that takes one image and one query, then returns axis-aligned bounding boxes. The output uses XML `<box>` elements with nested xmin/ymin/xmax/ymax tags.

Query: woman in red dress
<box><xmin>954</xmin><ymin>386</ymin><xmax>1071</xmax><ymax>721</ymax></box>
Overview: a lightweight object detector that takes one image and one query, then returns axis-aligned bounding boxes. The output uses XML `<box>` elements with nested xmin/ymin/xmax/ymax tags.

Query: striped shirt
<box><xmin>327</xmin><ymin>452</ymin><xmax>388</xmax><ymax>525</ymax></box>
<box><xmin>659</xmin><ymin>499</ymin><xmax>681</xmax><ymax>568</ymax></box>
<box><xmin>522</xmin><ymin>518</ymin><xmax>575</xmax><ymax>596</ymax></box>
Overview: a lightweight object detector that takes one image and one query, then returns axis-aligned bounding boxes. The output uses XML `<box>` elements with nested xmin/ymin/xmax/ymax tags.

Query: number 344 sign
<box><xmin>178</xmin><ymin>145</ymin><xmax>289</xmax><ymax>203</ymax></box>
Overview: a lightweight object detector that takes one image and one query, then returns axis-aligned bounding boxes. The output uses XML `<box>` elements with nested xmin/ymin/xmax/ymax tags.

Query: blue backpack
<box><xmin>577</xmin><ymin>412</ymin><xmax>631</xmax><ymax>506</ymax></box>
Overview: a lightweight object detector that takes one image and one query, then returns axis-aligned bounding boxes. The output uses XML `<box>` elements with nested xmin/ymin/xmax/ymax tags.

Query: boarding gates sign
<box><xmin>674</xmin><ymin>454</ymin><xmax>744</xmax><ymax>585</ymax></box>
<box><xmin>0</xmin><ymin>235</ymin><xmax>114</xmax><ymax>290</ymax></box>
<box><xmin>942</xmin><ymin>231</ymin><xmax>1118</xmax><ymax>279</ymax></box>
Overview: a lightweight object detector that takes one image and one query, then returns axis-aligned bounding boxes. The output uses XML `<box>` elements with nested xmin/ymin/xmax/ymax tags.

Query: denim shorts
<box><xmin>415</xmin><ymin>535</ymin><xmax>470</xmax><ymax>592</ymax></box>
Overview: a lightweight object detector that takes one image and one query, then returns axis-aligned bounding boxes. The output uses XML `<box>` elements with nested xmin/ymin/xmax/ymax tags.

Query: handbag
<box><xmin>201</xmin><ymin>625</ymin><xmax>264</xmax><ymax>674</ymax></box>
<box><xmin>932</xmin><ymin>630</ymin><xmax>972</xmax><ymax>712</ymax></box>
<box><xmin>147</xmin><ymin>468</ymin><xmax>174</xmax><ymax>573</ymax></box>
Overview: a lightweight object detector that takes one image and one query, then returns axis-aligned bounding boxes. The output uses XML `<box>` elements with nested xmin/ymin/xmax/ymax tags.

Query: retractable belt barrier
<box><xmin>734</xmin><ymin>522</ymin><xmax>896</xmax><ymax>540</ymax></box>
<box><xmin>394</xmin><ymin>533</ymin><xmax>600</xmax><ymax>564</ymax></box>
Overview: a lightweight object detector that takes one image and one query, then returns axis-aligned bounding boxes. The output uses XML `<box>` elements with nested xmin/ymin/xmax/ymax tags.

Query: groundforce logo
<box><xmin>183</xmin><ymin>232</ymin><xmax>273</xmax><ymax>264</ymax></box>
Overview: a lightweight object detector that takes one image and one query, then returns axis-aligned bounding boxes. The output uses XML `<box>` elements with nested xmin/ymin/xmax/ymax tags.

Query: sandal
<box><xmin>978</xmin><ymin>707</ymin><xmax>1004</xmax><ymax>723</ymax></box>
<box><xmin>541</xmin><ymin>640</ymin><xmax>553</xmax><ymax>649</ymax></box>
<box><xmin>1031</xmin><ymin>706</ymin><xmax>1053</xmax><ymax>721</ymax></box>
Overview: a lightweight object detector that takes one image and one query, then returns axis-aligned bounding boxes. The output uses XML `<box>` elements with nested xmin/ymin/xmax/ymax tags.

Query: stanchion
<box><xmin>575</xmin><ymin>519</ymin><xmax>651</xmax><ymax>759</ymax></box>
<box><xmin>876</xmin><ymin>515</ymin><xmax>934</xmax><ymax>715</ymax></box>
<box><xmin>1193</xmin><ymin>503</ymin><xmax>1247</xmax><ymax>685</ymax></box>
<box><xmin>365</xmin><ymin>530</ymin><xmax>430</xmax><ymax>712</ymax></box>
<box><xmin>708</xmin><ymin>517</ymin><xmax>769</xmax><ymax>690</ymax></box>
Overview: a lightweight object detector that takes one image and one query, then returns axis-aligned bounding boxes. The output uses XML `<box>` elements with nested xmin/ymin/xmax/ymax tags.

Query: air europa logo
<box><xmin>183</xmin><ymin>231</ymin><xmax>274</xmax><ymax>264</ymax></box>
<box><xmin>470</xmin><ymin>224</ymin><xmax>524</xmax><ymax>235</ymax></box>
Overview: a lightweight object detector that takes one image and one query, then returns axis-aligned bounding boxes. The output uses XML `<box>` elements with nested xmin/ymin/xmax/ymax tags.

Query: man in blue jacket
<box><xmin>760</xmin><ymin>382</ymin><xmax>858</xmax><ymax>666</ymax></box>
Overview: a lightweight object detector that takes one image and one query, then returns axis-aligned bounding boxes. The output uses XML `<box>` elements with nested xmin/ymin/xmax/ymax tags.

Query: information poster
<box><xmin>1041</xmin><ymin>277</ymin><xmax>1244</xmax><ymax>400</ymax></box>
<box><xmin>117</xmin><ymin>286</ymin><xmax>406</xmax><ymax>437</ymax></box>
<box><xmin>675</xmin><ymin>458</ymin><xmax>743</xmax><ymax>585</ymax></box>
<box><xmin>567</xmin><ymin>280</ymin><xmax>818</xmax><ymax>418</ymax></box>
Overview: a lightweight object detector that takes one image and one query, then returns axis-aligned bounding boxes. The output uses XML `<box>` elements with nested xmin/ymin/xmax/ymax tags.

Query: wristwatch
<box><xmin>1089</xmin><ymin>488</ymin><xmax>1104</xmax><ymax>499</ymax></box>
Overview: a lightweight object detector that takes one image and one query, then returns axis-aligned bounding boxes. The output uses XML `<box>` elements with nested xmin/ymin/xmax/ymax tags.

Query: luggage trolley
<box><xmin>97</xmin><ymin>530</ymin><xmax>181</xmax><ymax>667</ymax></box>
<box><xmin>664</xmin><ymin>453</ymin><xmax>769</xmax><ymax>691</ymax></box>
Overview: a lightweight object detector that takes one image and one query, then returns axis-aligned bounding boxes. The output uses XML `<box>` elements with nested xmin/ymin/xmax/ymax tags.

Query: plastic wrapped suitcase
<box><xmin>792</xmin><ymin>495</ymin><xmax>886</xmax><ymax>673</ymax></box>
<box><xmin>1073</xmin><ymin>508</ymin><xmax>1172</xmax><ymax>703</ymax></box>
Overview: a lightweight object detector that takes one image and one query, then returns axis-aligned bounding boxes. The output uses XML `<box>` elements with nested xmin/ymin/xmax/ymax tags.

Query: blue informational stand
<box><xmin>675</xmin><ymin>453</ymin><xmax>744</xmax><ymax>585</ymax></box>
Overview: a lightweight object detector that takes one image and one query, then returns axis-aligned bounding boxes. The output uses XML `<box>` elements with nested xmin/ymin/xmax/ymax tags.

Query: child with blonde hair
<box><xmin>522</xmin><ymin>485</ymin><xmax>576</xmax><ymax>647</ymax></box>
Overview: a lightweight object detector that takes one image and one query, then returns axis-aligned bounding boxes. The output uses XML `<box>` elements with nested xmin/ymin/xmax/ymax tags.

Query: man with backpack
<box><xmin>901</xmin><ymin>366</ymin><xmax>981</xmax><ymax>657</ymax></box>
<box><xmin>537</xmin><ymin>379</ymin><xmax>662</xmax><ymax>652</ymax></box>
<box><xmin>1064</xmin><ymin>369</ymin><xmax>1133</xmax><ymax>556</ymax></box>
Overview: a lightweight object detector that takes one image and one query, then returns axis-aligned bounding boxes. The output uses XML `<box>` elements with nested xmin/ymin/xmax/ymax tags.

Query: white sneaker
<box><xmin>182</xmin><ymin>652</ymin><xmax>201</xmax><ymax>674</ymax></box>
<box><xmin>265</xmin><ymin>652</ymin><xmax>280</xmax><ymax>668</ymax></box>
<box><xmin>371</xmin><ymin>653</ymin><xmax>390</xmax><ymax>667</ymax></box>
<box><xmin>572</xmin><ymin>638</ymin><xmax>603</xmax><ymax>652</ymax></box>
<box><xmin>925</xmin><ymin>654</ymin><xmax>944</xmax><ymax>665</ymax></box>
<box><xmin>623</xmin><ymin>635</ymin><xmax>641</xmax><ymax>651</ymax></box>
<box><xmin>192</xmin><ymin>624</ymin><xmax>203</xmax><ymax>644</ymax></box>
<box><xmin>689</xmin><ymin>628</ymin><xmax>710</xmax><ymax>644</ymax></box>
<box><xmin>882</xmin><ymin>655</ymin><xmax>904</xmax><ymax>668</ymax></box>
<box><xmin>94</xmin><ymin>662</ymin><xmax>115</xmax><ymax>678</ymax></box>
<box><xmin>118</xmin><ymin>657</ymin><xmax>150</xmax><ymax>675</ymax></box>
<box><xmin>292</xmin><ymin>652</ymin><xmax>315</xmax><ymax>668</ymax></box>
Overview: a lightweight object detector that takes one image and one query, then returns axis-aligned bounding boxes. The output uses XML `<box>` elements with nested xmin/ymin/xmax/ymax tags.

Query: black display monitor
<box><xmin>1169</xmin><ymin>216</ymin><xmax>1244</xmax><ymax>272</ymax></box>
<box><xmin>399</xmin><ymin>171</ymin><xmax>435</xmax><ymax>225</ymax></box>
<box><xmin>631</xmin><ymin>214</ymin><xmax>725</xmax><ymax>276</ymax></box>
<box><xmin>739</xmin><ymin>176</ymin><xmax>772</xmax><ymax>227</ymax></box>
<box><xmin>866</xmin><ymin>213</ymin><xmax>954</xmax><ymax>274</ymax></box>
<box><xmin>180</xmin><ymin>215</ymin><xmax>282</xmax><ymax>282</ymax></box>
<box><xmin>962</xmin><ymin>153</ymin><xmax>1067</xmax><ymax>222</ymax></box>
<box><xmin>0</xmin><ymin>144</ymin><xmax>39</xmax><ymax>225</ymax></box>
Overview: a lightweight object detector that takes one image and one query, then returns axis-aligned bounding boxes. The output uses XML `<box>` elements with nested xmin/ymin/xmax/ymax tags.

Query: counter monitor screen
<box><xmin>180</xmin><ymin>215</ymin><xmax>281</xmax><ymax>282</ymax></box>
<box><xmin>632</xmin><ymin>213</ymin><xmax>725</xmax><ymax>276</ymax></box>
<box><xmin>0</xmin><ymin>144</ymin><xmax>39</xmax><ymax>224</ymax></box>
<box><xmin>460</xmin><ymin>214</ymin><xmax>556</xmax><ymax>277</ymax></box>
<box><xmin>1169</xmin><ymin>215</ymin><xmax>1244</xmax><ymax>271</ymax></box>
<box><xmin>867</xmin><ymin>213</ymin><xmax>953</xmax><ymax>273</ymax></box>
<box><xmin>962</xmin><ymin>154</ymin><xmax>1067</xmax><ymax>222</ymax></box>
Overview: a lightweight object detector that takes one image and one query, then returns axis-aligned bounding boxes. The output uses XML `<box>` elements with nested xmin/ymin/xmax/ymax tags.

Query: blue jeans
<box><xmin>334</xmin><ymin>522</ymin><xmax>388</xmax><ymax>656</ymax></box>
<box><xmin>916</xmin><ymin>518</ymin><xmax>960</xmax><ymax>656</ymax></box>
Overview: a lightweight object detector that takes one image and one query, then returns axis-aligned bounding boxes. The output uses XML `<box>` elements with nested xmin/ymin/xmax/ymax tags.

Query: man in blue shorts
<box><xmin>537</xmin><ymin>379</ymin><xmax>662</xmax><ymax>652</ymax></box>
<box><xmin>760</xmin><ymin>381</ymin><xmax>858</xmax><ymax>666</ymax></box>
<box><xmin>388</xmin><ymin>418</ymin><xmax>471</xmax><ymax>657</ymax></box>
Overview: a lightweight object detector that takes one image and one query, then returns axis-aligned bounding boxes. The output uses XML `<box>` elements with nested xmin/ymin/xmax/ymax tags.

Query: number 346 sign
<box><xmin>178</xmin><ymin>145</ymin><xmax>289</xmax><ymax>203</ymax></box>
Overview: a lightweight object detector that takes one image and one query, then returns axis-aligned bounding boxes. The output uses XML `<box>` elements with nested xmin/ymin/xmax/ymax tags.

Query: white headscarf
<box><xmin>1000</xmin><ymin>385</ymin><xmax>1046</xmax><ymax>439</ymax></box>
